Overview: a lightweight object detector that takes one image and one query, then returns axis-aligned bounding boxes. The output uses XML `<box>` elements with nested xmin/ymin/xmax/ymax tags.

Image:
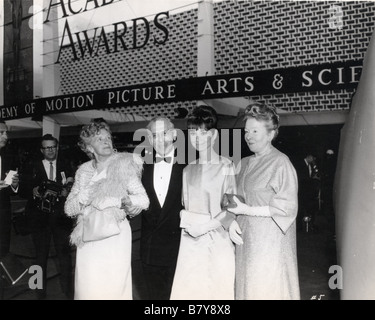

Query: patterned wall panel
<box><xmin>214</xmin><ymin>0</ymin><xmax>375</xmax><ymax>113</ymax></box>
<box><xmin>59</xmin><ymin>9</ymin><xmax>199</xmax><ymax>119</ymax></box>
<box><xmin>59</xmin><ymin>1</ymin><xmax>375</xmax><ymax>118</ymax></box>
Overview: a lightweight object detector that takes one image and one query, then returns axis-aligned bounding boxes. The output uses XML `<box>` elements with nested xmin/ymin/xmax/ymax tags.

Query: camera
<box><xmin>36</xmin><ymin>180</ymin><xmax>63</xmax><ymax>213</ymax></box>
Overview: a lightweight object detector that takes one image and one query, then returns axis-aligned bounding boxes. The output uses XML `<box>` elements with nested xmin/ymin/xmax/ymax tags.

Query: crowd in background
<box><xmin>0</xmin><ymin>105</ymin><xmax>339</xmax><ymax>300</ymax></box>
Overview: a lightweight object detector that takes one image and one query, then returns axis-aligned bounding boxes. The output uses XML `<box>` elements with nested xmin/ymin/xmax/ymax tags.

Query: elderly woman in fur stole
<box><xmin>65</xmin><ymin>121</ymin><xmax>149</xmax><ymax>300</ymax></box>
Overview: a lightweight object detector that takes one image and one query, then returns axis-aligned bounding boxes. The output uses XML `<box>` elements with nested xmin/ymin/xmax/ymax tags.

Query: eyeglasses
<box><xmin>42</xmin><ymin>146</ymin><xmax>57</xmax><ymax>150</ymax></box>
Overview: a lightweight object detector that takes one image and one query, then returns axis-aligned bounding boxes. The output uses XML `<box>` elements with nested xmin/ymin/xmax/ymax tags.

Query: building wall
<box><xmin>214</xmin><ymin>0</ymin><xmax>375</xmax><ymax>113</ymax></box>
<box><xmin>59</xmin><ymin>0</ymin><xmax>375</xmax><ymax>118</ymax></box>
<box><xmin>59</xmin><ymin>9</ymin><xmax>199</xmax><ymax>119</ymax></box>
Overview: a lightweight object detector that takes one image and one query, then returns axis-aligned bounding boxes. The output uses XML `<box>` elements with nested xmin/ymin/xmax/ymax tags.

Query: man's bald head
<box><xmin>147</xmin><ymin>117</ymin><xmax>176</xmax><ymax>156</ymax></box>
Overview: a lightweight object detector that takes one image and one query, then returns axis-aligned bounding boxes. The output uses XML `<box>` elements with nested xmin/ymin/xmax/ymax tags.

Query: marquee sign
<box><xmin>0</xmin><ymin>60</ymin><xmax>362</xmax><ymax>121</ymax></box>
<box><xmin>43</xmin><ymin>0</ymin><xmax>170</xmax><ymax>63</ymax></box>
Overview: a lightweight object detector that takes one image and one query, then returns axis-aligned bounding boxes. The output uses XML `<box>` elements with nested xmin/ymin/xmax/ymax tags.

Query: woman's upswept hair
<box><xmin>187</xmin><ymin>105</ymin><xmax>218</xmax><ymax>130</ymax></box>
<box><xmin>243</xmin><ymin>101</ymin><xmax>280</xmax><ymax>139</ymax></box>
<box><xmin>78</xmin><ymin>120</ymin><xmax>112</xmax><ymax>159</ymax></box>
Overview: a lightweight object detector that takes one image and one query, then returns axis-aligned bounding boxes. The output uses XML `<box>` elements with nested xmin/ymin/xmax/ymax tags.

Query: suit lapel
<box><xmin>163</xmin><ymin>164</ymin><xmax>179</xmax><ymax>207</ymax></box>
<box><xmin>38</xmin><ymin>161</ymin><xmax>48</xmax><ymax>181</ymax></box>
<box><xmin>144</xmin><ymin>164</ymin><xmax>161</xmax><ymax>210</ymax></box>
<box><xmin>157</xmin><ymin>163</ymin><xmax>183</xmax><ymax>222</ymax></box>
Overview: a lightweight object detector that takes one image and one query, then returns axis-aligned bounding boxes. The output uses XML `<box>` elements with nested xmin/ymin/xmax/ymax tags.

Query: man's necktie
<box><xmin>308</xmin><ymin>163</ymin><xmax>312</xmax><ymax>177</ymax></box>
<box><xmin>49</xmin><ymin>162</ymin><xmax>54</xmax><ymax>181</ymax></box>
<box><xmin>155</xmin><ymin>156</ymin><xmax>172</xmax><ymax>163</ymax></box>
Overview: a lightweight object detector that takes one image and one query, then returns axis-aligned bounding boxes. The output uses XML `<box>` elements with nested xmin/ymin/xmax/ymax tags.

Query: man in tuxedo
<box><xmin>0</xmin><ymin>121</ymin><xmax>19</xmax><ymax>258</ymax></box>
<box><xmin>140</xmin><ymin>117</ymin><xmax>185</xmax><ymax>300</ymax></box>
<box><xmin>24</xmin><ymin>134</ymin><xmax>73</xmax><ymax>299</ymax></box>
<box><xmin>294</xmin><ymin>153</ymin><xmax>321</xmax><ymax>232</ymax></box>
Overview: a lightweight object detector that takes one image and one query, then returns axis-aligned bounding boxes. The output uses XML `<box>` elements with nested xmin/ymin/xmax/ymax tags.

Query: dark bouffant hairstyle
<box><xmin>187</xmin><ymin>105</ymin><xmax>218</xmax><ymax>130</ymax></box>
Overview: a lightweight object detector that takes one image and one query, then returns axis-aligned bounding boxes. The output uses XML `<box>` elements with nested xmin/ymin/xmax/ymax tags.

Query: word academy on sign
<box><xmin>0</xmin><ymin>60</ymin><xmax>362</xmax><ymax>121</ymax></box>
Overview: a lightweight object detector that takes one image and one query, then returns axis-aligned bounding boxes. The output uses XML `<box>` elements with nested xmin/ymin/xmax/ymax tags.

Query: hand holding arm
<box><xmin>229</xmin><ymin>220</ymin><xmax>243</xmax><ymax>245</ymax></box>
<box><xmin>123</xmin><ymin>173</ymin><xmax>150</xmax><ymax>218</ymax></box>
<box><xmin>120</xmin><ymin>195</ymin><xmax>142</xmax><ymax>218</ymax></box>
<box><xmin>228</xmin><ymin>196</ymin><xmax>270</xmax><ymax>217</ymax></box>
<box><xmin>126</xmin><ymin>206</ymin><xmax>143</xmax><ymax>218</ymax></box>
<box><xmin>65</xmin><ymin>168</ymin><xmax>88</xmax><ymax>217</ymax></box>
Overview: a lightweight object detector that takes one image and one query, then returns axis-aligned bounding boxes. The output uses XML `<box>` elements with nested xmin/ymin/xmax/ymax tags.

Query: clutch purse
<box><xmin>82</xmin><ymin>208</ymin><xmax>120</xmax><ymax>243</ymax></box>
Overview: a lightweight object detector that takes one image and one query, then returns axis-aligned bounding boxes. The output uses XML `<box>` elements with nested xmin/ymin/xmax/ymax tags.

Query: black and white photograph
<box><xmin>0</xmin><ymin>0</ymin><xmax>374</xmax><ymax>305</ymax></box>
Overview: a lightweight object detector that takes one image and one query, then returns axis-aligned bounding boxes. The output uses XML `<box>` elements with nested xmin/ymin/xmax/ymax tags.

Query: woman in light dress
<box><xmin>65</xmin><ymin>121</ymin><xmax>149</xmax><ymax>300</ymax></box>
<box><xmin>170</xmin><ymin>105</ymin><xmax>237</xmax><ymax>300</ymax></box>
<box><xmin>228</xmin><ymin>102</ymin><xmax>300</xmax><ymax>300</ymax></box>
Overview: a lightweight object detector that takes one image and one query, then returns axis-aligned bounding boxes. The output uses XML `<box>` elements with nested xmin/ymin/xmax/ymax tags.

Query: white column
<box><xmin>43</xmin><ymin>115</ymin><xmax>60</xmax><ymax>138</ymax></box>
<box><xmin>41</xmin><ymin>0</ymin><xmax>61</xmax><ymax>97</ymax></box>
<box><xmin>32</xmin><ymin>0</ymin><xmax>44</xmax><ymax>99</ymax></box>
<box><xmin>197</xmin><ymin>0</ymin><xmax>247</xmax><ymax>117</ymax></box>
<box><xmin>36</xmin><ymin>0</ymin><xmax>61</xmax><ymax>137</ymax></box>
<box><xmin>197</xmin><ymin>0</ymin><xmax>215</xmax><ymax>77</ymax></box>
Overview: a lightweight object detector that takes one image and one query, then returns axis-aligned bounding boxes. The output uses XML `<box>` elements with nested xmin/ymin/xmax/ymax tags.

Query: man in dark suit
<box><xmin>24</xmin><ymin>134</ymin><xmax>73</xmax><ymax>299</ymax></box>
<box><xmin>294</xmin><ymin>153</ymin><xmax>321</xmax><ymax>232</ymax></box>
<box><xmin>140</xmin><ymin>117</ymin><xmax>186</xmax><ymax>300</ymax></box>
<box><xmin>0</xmin><ymin>121</ymin><xmax>19</xmax><ymax>258</ymax></box>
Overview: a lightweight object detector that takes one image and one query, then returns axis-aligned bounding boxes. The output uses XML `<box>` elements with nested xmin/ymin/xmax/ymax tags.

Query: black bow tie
<box><xmin>155</xmin><ymin>156</ymin><xmax>172</xmax><ymax>163</ymax></box>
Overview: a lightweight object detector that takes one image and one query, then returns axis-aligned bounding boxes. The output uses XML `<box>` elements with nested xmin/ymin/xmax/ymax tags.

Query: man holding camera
<box><xmin>25</xmin><ymin>134</ymin><xmax>73</xmax><ymax>299</ymax></box>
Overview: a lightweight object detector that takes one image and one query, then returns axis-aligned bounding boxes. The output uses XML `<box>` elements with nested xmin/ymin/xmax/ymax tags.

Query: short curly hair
<box><xmin>78</xmin><ymin>120</ymin><xmax>112</xmax><ymax>159</ymax></box>
<box><xmin>243</xmin><ymin>102</ymin><xmax>280</xmax><ymax>139</ymax></box>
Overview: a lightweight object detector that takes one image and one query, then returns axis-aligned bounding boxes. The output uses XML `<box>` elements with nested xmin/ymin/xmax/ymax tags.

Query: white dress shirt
<box><xmin>43</xmin><ymin>159</ymin><xmax>57</xmax><ymax>181</ymax></box>
<box><xmin>304</xmin><ymin>159</ymin><xmax>312</xmax><ymax>177</ymax></box>
<box><xmin>153</xmin><ymin>150</ymin><xmax>174</xmax><ymax>207</ymax></box>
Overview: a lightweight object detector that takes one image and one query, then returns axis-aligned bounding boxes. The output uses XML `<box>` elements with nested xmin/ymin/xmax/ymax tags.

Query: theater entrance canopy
<box><xmin>1</xmin><ymin>0</ymin><xmax>373</xmax><ymax>136</ymax></box>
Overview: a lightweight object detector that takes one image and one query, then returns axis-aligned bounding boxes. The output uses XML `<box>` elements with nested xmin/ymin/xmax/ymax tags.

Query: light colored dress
<box><xmin>235</xmin><ymin>145</ymin><xmax>300</xmax><ymax>300</ymax></box>
<box><xmin>65</xmin><ymin>153</ymin><xmax>149</xmax><ymax>300</ymax></box>
<box><xmin>170</xmin><ymin>156</ymin><xmax>236</xmax><ymax>300</ymax></box>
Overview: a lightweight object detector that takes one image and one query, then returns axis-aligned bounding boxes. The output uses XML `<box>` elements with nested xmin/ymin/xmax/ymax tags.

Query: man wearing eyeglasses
<box><xmin>24</xmin><ymin>134</ymin><xmax>73</xmax><ymax>299</ymax></box>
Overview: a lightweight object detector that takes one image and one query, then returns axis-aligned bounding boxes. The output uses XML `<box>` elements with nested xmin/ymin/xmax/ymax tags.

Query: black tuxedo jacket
<box><xmin>294</xmin><ymin>159</ymin><xmax>319</xmax><ymax>205</ymax></box>
<box><xmin>140</xmin><ymin>161</ymin><xmax>186</xmax><ymax>266</ymax></box>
